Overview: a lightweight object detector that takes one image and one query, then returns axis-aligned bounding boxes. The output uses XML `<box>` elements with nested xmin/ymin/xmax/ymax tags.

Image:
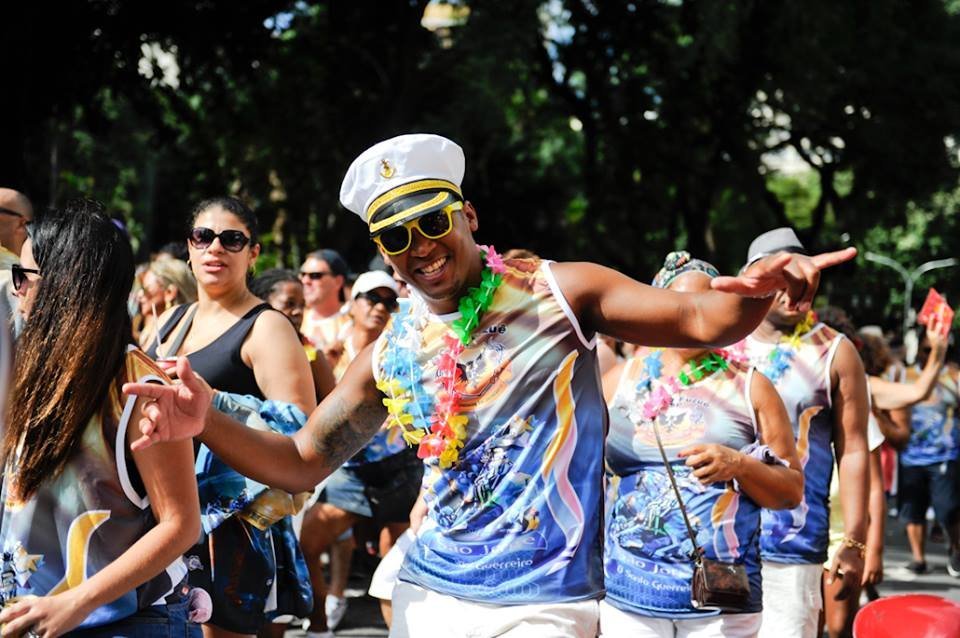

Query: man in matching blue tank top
<box><xmin>741</xmin><ymin>229</ymin><xmax>870</xmax><ymax>638</ymax></box>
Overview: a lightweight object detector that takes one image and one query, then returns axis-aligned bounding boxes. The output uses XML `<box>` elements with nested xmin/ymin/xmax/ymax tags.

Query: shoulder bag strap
<box><xmin>650</xmin><ymin>417</ymin><xmax>704</xmax><ymax>560</ymax></box>
<box><xmin>160</xmin><ymin>303</ymin><xmax>198</xmax><ymax>359</ymax></box>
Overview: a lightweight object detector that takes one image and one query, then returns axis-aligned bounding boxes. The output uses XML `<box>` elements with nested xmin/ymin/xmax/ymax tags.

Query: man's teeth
<box><xmin>422</xmin><ymin>257</ymin><xmax>446</xmax><ymax>274</ymax></box>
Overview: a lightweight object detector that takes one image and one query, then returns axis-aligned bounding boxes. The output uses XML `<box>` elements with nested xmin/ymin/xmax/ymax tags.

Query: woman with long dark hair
<box><xmin>0</xmin><ymin>199</ymin><xmax>200</xmax><ymax>637</ymax></box>
<box><xmin>149</xmin><ymin>196</ymin><xmax>315</xmax><ymax>638</ymax></box>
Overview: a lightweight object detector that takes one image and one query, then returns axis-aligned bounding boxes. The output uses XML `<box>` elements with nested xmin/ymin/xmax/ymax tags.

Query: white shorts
<box><xmin>599</xmin><ymin>600</ymin><xmax>760</xmax><ymax>638</ymax></box>
<box><xmin>368</xmin><ymin>528</ymin><xmax>415</xmax><ymax>601</ymax></box>
<box><xmin>758</xmin><ymin>562</ymin><xmax>823</xmax><ymax>638</ymax></box>
<box><xmin>390</xmin><ymin>581</ymin><xmax>600</xmax><ymax>638</ymax></box>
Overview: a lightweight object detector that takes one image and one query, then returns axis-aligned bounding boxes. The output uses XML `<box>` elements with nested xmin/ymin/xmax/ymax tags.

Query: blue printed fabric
<box><xmin>605</xmin><ymin>466</ymin><xmax>763</xmax><ymax>617</ymax></box>
<box><xmin>746</xmin><ymin>325</ymin><xmax>840</xmax><ymax>564</ymax></box>
<box><xmin>374</xmin><ymin>260</ymin><xmax>605</xmax><ymax>605</ymax></box>
<box><xmin>901</xmin><ymin>375</ymin><xmax>959</xmax><ymax>467</ymax></box>
<box><xmin>604</xmin><ymin>351</ymin><xmax>762</xmax><ymax>618</ymax></box>
<box><xmin>343</xmin><ymin>424</ymin><xmax>409</xmax><ymax>467</ymax></box>
<box><xmin>0</xmin><ymin>351</ymin><xmax>187</xmax><ymax>629</ymax></box>
<box><xmin>201</xmin><ymin>393</ymin><xmax>308</xmax><ymax>534</ymax></box>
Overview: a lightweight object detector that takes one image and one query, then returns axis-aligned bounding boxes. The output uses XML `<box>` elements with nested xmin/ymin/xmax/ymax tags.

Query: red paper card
<box><xmin>917</xmin><ymin>288</ymin><xmax>954</xmax><ymax>335</ymax></box>
<box><xmin>917</xmin><ymin>288</ymin><xmax>945</xmax><ymax>326</ymax></box>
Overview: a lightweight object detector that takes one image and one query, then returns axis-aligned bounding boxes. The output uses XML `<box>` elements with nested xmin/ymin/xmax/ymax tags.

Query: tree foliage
<box><xmin>3</xmin><ymin>0</ymin><xmax>960</xmax><ymax>330</ymax></box>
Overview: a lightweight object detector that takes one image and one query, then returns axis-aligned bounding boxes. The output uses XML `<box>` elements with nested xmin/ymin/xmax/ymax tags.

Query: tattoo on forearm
<box><xmin>311</xmin><ymin>393</ymin><xmax>387</xmax><ymax>475</ymax></box>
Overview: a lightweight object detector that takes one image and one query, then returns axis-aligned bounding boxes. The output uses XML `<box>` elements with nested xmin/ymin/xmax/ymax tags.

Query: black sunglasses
<box><xmin>189</xmin><ymin>227</ymin><xmax>251</xmax><ymax>252</ymax></box>
<box><xmin>357</xmin><ymin>290</ymin><xmax>399</xmax><ymax>310</ymax></box>
<box><xmin>299</xmin><ymin>270</ymin><xmax>334</xmax><ymax>281</ymax></box>
<box><xmin>11</xmin><ymin>263</ymin><xmax>40</xmax><ymax>293</ymax></box>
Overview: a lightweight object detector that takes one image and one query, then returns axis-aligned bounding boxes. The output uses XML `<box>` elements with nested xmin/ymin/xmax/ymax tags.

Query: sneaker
<box><xmin>906</xmin><ymin>560</ymin><xmax>928</xmax><ymax>575</ymax></box>
<box><xmin>948</xmin><ymin>552</ymin><xmax>960</xmax><ymax>578</ymax></box>
<box><xmin>325</xmin><ymin>595</ymin><xmax>348</xmax><ymax>631</ymax></box>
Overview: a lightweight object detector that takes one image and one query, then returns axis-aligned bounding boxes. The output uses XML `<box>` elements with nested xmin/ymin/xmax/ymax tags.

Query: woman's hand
<box><xmin>677</xmin><ymin>443</ymin><xmax>742</xmax><ymax>484</ymax></box>
<box><xmin>0</xmin><ymin>591</ymin><xmax>90</xmax><ymax>638</ymax></box>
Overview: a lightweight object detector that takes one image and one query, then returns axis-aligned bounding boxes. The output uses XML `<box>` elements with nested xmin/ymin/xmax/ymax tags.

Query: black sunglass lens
<box><xmin>418</xmin><ymin>210</ymin><xmax>451</xmax><ymax>237</ymax></box>
<box><xmin>220</xmin><ymin>230</ymin><xmax>249</xmax><ymax>252</ymax></box>
<box><xmin>190</xmin><ymin>227</ymin><xmax>215</xmax><ymax>247</ymax></box>
<box><xmin>363</xmin><ymin>293</ymin><xmax>398</xmax><ymax>309</ymax></box>
<box><xmin>379</xmin><ymin>226</ymin><xmax>411</xmax><ymax>253</ymax></box>
<box><xmin>11</xmin><ymin>266</ymin><xmax>23</xmax><ymax>291</ymax></box>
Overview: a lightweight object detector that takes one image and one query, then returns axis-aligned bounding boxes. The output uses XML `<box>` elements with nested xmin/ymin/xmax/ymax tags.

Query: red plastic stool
<box><xmin>853</xmin><ymin>594</ymin><xmax>960</xmax><ymax>637</ymax></box>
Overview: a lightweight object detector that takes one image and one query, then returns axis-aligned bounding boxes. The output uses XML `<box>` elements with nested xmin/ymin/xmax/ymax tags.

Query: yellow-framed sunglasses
<box><xmin>371</xmin><ymin>203</ymin><xmax>461</xmax><ymax>255</ymax></box>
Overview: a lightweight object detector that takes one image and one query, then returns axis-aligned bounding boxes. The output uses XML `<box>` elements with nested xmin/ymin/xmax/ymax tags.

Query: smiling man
<box><xmin>299</xmin><ymin>248</ymin><xmax>352</xmax><ymax>372</ymax></box>
<box><xmin>126</xmin><ymin>134</ymin><xmax>856</xmax><ymax>638</ymax></box>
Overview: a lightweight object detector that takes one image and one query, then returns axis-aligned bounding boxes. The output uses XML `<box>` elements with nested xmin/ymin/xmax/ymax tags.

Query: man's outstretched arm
<box><xmin>125</xmin><ymin>345</ymin><xmax>387</xmax><ymax>493</ymax></box>
<box><xmin>553</xmin><ymin>248</ymin><xmax>856</xmax><ymax>348</ymax></box>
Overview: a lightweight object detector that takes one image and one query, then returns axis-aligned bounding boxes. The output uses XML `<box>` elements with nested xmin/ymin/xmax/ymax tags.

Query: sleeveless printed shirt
<box><xmin>746</xmin><ymin>324</ymin><xmax>843</xmax><ymax>564</ymax></box>
<box><xmin>605</xmin><ymin>350</ymin><xmax>763</xmax><ymax>617</ymax></box>
<box><xmin>372</xmin><ymin>259</ymin><xmax>605</xmax><ymax>604</ymax></box>
<box><xmin>0</xmin><ymin>350</ymin><xmax>187</xmax><ymax>629</ymax></box>
<box><xmin>900</xmin><ymin>368</ymin><xmax>959</xmax><ymax>467</ymax></box>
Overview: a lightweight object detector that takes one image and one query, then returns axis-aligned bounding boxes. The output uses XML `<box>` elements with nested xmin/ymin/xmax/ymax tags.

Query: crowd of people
<box><xmin>0</xmin><ymin>132</ymin><xmax>955</xmax><ymax>638</ymax></box>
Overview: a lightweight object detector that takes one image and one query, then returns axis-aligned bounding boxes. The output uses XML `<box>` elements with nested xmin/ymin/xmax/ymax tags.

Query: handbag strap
<box><xmin>650</xmin><ymin>417</ymin><xmax>704</xmax><ymax>561</ymax></box>
<box><xmin>160</xmin><ymin>303</ymin><xmax>198</xmax><ymax>359</ymax></box>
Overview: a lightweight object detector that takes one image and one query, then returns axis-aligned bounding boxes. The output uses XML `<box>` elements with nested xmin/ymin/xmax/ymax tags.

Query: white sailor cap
<box><xmin>339</xmin><ymin>134</ymin><xmax>465</xmax><ymax>236</ymax></box>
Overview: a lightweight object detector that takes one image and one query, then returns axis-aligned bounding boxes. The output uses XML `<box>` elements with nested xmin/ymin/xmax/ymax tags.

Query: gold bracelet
<box><xmin>841</xmin><ymin>536</ymin><xmax>867</xmax><ymax>558</ymax></box>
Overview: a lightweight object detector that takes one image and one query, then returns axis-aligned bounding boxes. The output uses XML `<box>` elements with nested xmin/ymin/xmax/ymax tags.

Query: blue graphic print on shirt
<box><xmin>373</xmin><ymin>260</ymin><xmax>605</xmax><ymax>605</ymax></box>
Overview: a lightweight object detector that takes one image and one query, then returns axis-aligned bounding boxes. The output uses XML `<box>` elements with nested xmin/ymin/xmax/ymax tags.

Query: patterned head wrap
<box><xmin>651</xmin><ymin>251</ymin><xmax>720</xmax><ymax>289</ymax></box>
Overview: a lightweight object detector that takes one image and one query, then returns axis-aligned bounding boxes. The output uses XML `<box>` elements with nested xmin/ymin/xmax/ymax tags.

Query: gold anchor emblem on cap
<box><xmin>379</xmin><ymin>159</ymin><xmax>395</xmax><ymax>179</ymax></box>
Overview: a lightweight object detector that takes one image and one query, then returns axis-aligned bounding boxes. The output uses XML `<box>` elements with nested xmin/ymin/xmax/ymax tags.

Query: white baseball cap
<box><xmin>351</xmin><ymin>270</ymin><xmax>400</xmax><ymax>299</ymax></box>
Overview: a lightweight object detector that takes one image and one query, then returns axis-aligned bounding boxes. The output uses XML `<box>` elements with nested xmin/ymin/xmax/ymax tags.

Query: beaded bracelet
<box><xmin>841</xmin><ymin>536</ymin><xmax>867</xmax><ymax>558</ymax></box>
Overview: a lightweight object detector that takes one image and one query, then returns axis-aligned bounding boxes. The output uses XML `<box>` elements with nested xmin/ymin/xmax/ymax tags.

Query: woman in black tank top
<box><xmin>149</xmin><ymin>197</ymin><xmax>316</xmax><ymax>638</ymax></box>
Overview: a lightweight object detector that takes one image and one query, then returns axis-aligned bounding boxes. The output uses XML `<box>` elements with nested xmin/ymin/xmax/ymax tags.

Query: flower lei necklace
<box><xmin>632</xmin><ymin>349</ymin><xmax>730</xmax><ymax>421</ymax></box>
<box><xmin>760</xmin><ymin>310</ymin><xmax>817</xmax><ymax>384</ymax></box>
<box><xmin>376</xmin><ymin>245</ymin><xmax>506</xmax><ymax>468</ymax></box>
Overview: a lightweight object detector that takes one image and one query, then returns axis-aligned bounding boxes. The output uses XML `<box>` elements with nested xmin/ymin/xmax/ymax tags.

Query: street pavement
<box><xmin>283</xmin><ymin>508</ymin><xmax>960</xmax><ymax>637</ymax></box>
<box><xmin>875</xmin><ymin>512</ymin><xmax>960</xmax><ymax>602</ymax></box>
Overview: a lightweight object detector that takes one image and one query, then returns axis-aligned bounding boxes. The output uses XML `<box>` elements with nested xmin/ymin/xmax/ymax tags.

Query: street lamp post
<box><xmin>863</xmin><ymin>252</ymin><xmax>958</xmax><ymax>340</ymax></box>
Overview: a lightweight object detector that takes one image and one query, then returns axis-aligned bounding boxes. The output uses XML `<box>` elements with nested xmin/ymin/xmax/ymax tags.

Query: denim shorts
<box><xmin>324</xmin><ymin>449</ymin><xmax>423</xmax><ymax>522</ymax></box>
<box><xmin>899</xmin><ymin>460</ymin><xmax>960</xmax><ymax>526</ymax></box>
<box><xmin>66</xmin><ymin>592</ymin><xmax>200</xmax><ymax>638</ymax></box>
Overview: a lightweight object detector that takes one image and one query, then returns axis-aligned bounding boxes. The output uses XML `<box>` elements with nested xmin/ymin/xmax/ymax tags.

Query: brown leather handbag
<box><xmin>651</xmin><ymin>419</ymin><xmax>751</xmax><ymax>612</ymax></box>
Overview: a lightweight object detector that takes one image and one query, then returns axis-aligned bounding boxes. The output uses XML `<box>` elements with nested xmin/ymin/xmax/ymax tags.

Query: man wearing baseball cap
<box><xmin>126</xmin><ymin>135</ymin><xmax>856</xmax><ymax>637</ymax></box>
<box><xmin>300</xmin><ymin>270</ymin><xmax>422</xmax><ymax>636</ymax></box>
<box><xmin>741</xmin><ymin>228</ymin><xmax>869</xmax><ymax>638</ymax></box>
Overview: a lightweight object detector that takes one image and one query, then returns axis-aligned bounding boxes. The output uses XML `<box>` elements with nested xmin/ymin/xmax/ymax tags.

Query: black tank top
<box><xmin>147</xmin><ymin>302</ymin><xmax>275</xmax><ymax>399</ymax></box>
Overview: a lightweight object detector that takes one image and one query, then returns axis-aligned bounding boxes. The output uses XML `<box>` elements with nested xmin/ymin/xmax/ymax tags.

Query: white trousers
<box><xmin>390</xmin><ymin>581</ymin><xmax>600</xmax><ymax>638</ymax></box>
<box><xmin>599</xmin><ymin>600</ymin><xmax>761</xmax><ymax>638</ymax></box>
<box><xmin>758</xmin><ymin>562</ymin><xmax>823</xmax><ymax>638</ymax></box>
